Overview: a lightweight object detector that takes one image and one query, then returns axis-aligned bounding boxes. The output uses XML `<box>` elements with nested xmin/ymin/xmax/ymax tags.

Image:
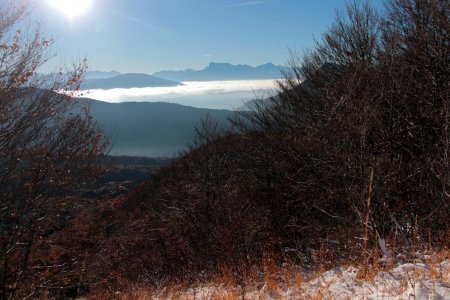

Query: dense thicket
<box><xmin>81</xmin><ymin>0</ymin><xmax>450</xmax><ymax>288</ymax></box>
<box><xmin>80</xmin><ymin>0</ymin><xmax>449</xmax><ymax>290</ymax></box>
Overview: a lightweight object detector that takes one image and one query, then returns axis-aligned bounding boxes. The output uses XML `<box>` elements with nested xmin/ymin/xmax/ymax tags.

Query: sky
<box><xmin>30</xmin><ymin>0</ymin><xmax>384</xmax><ymax>74</ymax></box>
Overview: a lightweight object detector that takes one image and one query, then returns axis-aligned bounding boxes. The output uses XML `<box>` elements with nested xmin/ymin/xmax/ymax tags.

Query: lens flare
<box><xmin>47</xmin><ymin>0</ymin><xmax>92</xmax><ymax>20</ymax></box>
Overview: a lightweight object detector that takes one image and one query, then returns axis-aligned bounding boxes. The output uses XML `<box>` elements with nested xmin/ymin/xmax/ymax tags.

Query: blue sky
<box><xmin>35</xmin><ymin>0</ymin><xmax>384</xmax><ymax>73</ymax></box>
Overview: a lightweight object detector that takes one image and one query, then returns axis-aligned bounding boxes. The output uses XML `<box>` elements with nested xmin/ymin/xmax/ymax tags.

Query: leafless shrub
<box><xmin>0</xmin><ymin>2</ymin><xmax>108</xmax><ymax>299</ymax></box>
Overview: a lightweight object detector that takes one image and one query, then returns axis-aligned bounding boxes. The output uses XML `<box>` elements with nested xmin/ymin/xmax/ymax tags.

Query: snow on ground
<box><xmin>149</xmin><ymin>258</ymin><xmax>450</xmax><ymax>299</ymax></box>
<box><xmin>295</xmin><ymin>260</ymin><xmax>450</xmax><ymax>299</ymax></box>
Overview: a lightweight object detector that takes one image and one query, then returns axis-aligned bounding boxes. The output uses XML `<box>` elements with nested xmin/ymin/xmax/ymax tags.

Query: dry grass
<box><xmin>92</xmin><ymin>249</ymin><xmax>449</xmax><ymax>300</ymax></box>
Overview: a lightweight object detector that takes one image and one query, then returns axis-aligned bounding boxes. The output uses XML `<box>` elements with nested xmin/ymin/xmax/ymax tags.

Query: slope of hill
<box><xmin>84</xmin><ymin>70</ymin><xmax>121</xmax><ymax>80</ymax></box>
<box><xmin>87</xmin><ymin>99</ymin><xmax>234</xmax><ymax>157</ymax></box>
<box><xmin>153</xmin><ymin>62</ymin><xmax>286</xmax><ymax>81</ymax></box>
<box><xmin>14</xmin><ymin>1</ymin><xmax>448</xmax><ymax>299</ymax></box>
<box><xmin>81</xmin><ymin>73</ymin><xmax>183</xmax><ymax>89</ymax></box>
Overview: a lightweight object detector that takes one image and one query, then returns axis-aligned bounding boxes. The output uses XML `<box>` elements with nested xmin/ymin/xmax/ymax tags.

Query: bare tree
<box><xmin>0</xmin><ymin>2</ymin><xmax>108</xmax><ymax>298</ymax></box>
<box><xmin>63</xmin><ymin>0</ymin><xmax>448</xmax><ymax>292</ymax></box>
<box><xmin>235</xmin><ymin>0</ymin><xmax>449</xmax><ymax>257</ymax></box>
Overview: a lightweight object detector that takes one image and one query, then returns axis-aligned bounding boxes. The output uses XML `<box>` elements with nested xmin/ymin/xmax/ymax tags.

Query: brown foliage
<box><xmin>0</xmin><ymin>2</ymin><xmax>108</xmax><ymax>299</ymax></box>
<box><xmin>90</xmin><ymin>1</ymin><xmax>449</xmax><ymax>291</ymax></box>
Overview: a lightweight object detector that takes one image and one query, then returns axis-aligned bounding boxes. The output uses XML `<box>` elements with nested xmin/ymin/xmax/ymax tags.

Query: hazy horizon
<box><xmin>80</xmin><ymin>79</ymin><xmax>278</xmax><ymax>110</ymax></box>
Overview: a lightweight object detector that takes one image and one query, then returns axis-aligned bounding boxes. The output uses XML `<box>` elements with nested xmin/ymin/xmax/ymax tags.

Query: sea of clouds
<box><xmin>80</xmin><ymin>79</ymin><xmax>278</xmax><ymax>110</ymax></box>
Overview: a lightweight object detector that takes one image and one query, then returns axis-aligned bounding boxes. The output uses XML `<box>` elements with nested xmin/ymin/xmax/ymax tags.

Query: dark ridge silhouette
<box><xmin>86</xmin><ymin>99</ymin><xmax>235</xmax><ymax>157</ymax></box>
<box><xmin>84</xmin><ymin>70</ymin><xmax>121</xmax><ymax>80</ymax></box>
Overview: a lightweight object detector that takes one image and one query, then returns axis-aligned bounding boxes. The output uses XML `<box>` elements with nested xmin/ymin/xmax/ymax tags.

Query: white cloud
<box><xmin>79</xmin><ymin>79</ymin><xmax>278</xmax><ymax>109</ymax></box>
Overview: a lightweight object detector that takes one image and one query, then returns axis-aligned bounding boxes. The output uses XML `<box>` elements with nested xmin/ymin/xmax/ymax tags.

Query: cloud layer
<box><xmin>81</xmin><ymin>79</ymin><xmax>277</xmax><ymax>109</ymax></box>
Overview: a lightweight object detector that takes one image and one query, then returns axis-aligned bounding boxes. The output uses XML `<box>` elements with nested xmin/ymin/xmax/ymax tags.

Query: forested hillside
<box><xmin>0</xmin><ymin>0</ymin><xmax>448</xmax><ymax>299</ymax></box>
<box><xmin>78</xmin><ymin>0</ymin><xmax>448</xmax><ymax>296</ymax></box>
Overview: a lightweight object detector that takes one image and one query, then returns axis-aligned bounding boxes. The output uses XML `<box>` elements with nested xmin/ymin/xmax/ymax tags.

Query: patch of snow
<box><xmin>151</xmin><ymin>259</ymin><xmax>450</xmax><ymax>299</ymax></box>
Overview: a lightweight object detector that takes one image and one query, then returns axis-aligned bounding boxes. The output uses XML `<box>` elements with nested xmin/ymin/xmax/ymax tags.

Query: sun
<box><xmin>47</xmin><ymin>0</ymin><xmax>92</xmax><ymax>21</ymax></box>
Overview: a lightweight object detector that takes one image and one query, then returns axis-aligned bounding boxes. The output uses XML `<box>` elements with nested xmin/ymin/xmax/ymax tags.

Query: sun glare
<box><xmin>47</xmin><ymin>0</ymin><xmax>92</xmax><ymax>21</ymax></box>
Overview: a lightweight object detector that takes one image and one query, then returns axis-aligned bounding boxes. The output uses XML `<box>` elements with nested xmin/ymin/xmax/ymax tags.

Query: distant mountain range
<box><xmin>81</xmin><ymin>73</ymin><xmax>183</xmax><ymax>89</ymax></box>
<box><xmin>153</xmin><ymin>62</ymin><xmax>287</xmax><ymax>81</ymax></box>
<box><xmin>84</xmin><ymin>98</ymin><xmax>234</xmax><ymax>157</ymax></box>
<box><xmin>84</xmin><ymin>71</ymin><xmax>121</xmax><ymax>80</ymax></box>
<box><xmin>37</xmin><ymin>63</ymin><xmax>285</xmax><ymax>90</ymax></box>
